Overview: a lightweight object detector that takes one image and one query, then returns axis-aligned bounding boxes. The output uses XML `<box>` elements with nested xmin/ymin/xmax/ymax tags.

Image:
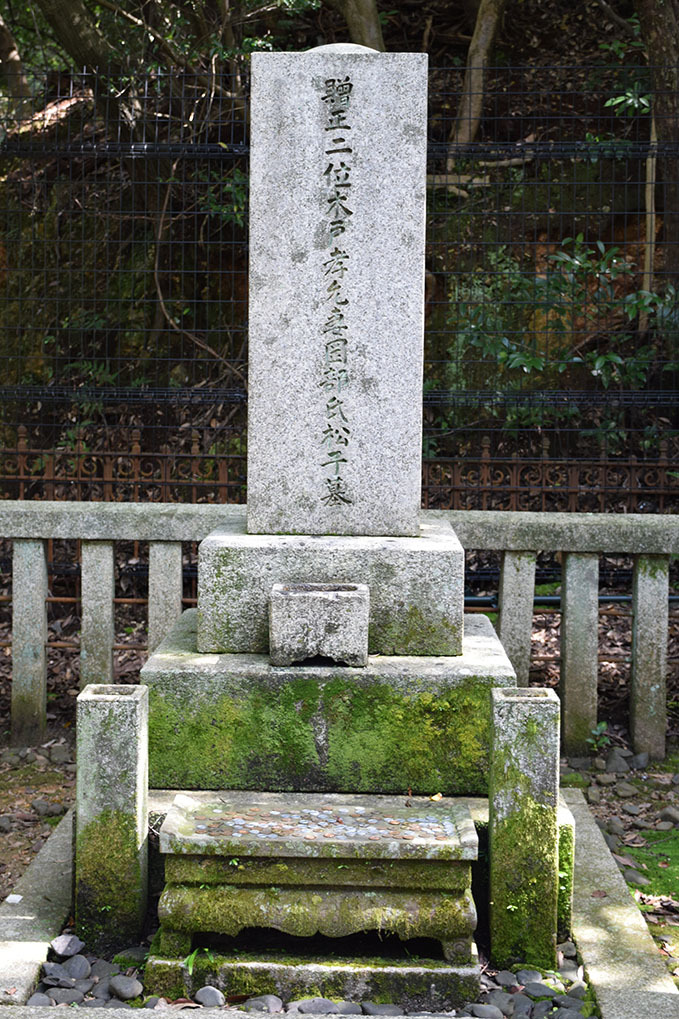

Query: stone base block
<box><xmin>144</xmin><ymin>949</ymin><xmax>480</xmax><ymax>1011</ymax></box>
<box><xmin>269</xmin><ymin>582</ymin><xmax>369</xmax><ymax>667</ymax></box>
<box><xmin>141</xmin><ymin>611</ymin><xmax>515</xmax><ymax>794</ymax></box>
<box><xmin>196</xmin><ymin>515</ymin><xmax>464</xmax><ymax>656</ymax></box>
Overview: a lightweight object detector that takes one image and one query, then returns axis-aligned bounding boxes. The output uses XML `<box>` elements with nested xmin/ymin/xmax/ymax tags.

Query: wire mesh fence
<box><xmin>0</xmin><ymin>63</ymin><xmax>676</xmax><ymax>509</ymax></box>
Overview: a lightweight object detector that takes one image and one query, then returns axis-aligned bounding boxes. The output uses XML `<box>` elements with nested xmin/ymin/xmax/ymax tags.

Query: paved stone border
<box><xmin>2</xmin><ymin>792</ymin><xmax>679</xmax><ymax>1017</ymax></box>
<box><xmin>562</xmin><ymin>788</ymin><xmax>679</xmax><ymax>1019</ymax></box>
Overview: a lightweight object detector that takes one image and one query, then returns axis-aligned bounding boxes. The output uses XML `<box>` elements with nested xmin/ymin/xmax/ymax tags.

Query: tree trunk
<box><xmin>635</xmin><ymin>0</ymin><xmax>679</xmax><ymax>289</ymax></box>
<box><xmin>33</xmin><ymin>0</ymin><xmax>115</xmax><ymax>69</ymax></box>
<box><xmin>0</xmin><ymin>13</ymin><xmax>31</xmax><ymax>118</ymax></box>
<box><xmin>324</xmin><ymin>0</ymin><xmax>386</xmax><ymax>51</ymax></box>
<box><xmin>447</xmin><ymin>0</ymin><xmax>507</xmax><ymax>171</ymax></box>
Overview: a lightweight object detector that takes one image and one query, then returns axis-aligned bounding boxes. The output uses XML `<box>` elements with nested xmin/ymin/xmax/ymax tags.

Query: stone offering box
<box><xmin>74</xmin><ymin>45</ymin><xmax>574</xmax><ymax>1011</ymax></box>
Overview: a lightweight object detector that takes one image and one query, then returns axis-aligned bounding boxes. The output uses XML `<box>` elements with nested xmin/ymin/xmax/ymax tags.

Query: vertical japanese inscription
<box><xmin>319</xmin><ymin>75</ymin><xmax>354</xmax><ymax>507</ymax></box>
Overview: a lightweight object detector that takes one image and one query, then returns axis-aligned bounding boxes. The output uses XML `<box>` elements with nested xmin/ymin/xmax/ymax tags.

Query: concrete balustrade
<box><xmin>0</xmin><ymin>503</ymin><xmax>675</xmax><ymax>756</ymax></box>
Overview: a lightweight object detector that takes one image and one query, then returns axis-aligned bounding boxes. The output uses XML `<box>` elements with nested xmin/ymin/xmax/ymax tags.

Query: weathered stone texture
<box><xmin>75</xmin><ymin>685</ymin><xmax>148</xmax><ymax>952</ymax></box>
<box><xmin>269</xmin><ymin>582</ymin><xmax>369</xmax><ymax>666</ymax></box>
<box><xmin>631</xmin><ymin>554</ymin><xmax>669</xmax><ymax>760</ymax></box>
<box><xmin>11</xmin><ymin>538</ymin><xmax>48</xmax><ymax>745</ymax></box>
<box><xmin>489</xmin><ymin>687</ymin><xmax>560</xmax><ymax>970</ymax></box>
<box><xmin>197</xmin><ymin>517</ymin><xmax>464</xmax><ymax>656</ymax></box>
<box><xmin>246</xmin><ymin>48</ymin><xmax>427</xmax><ymax>537</ymax></box>
<box><xmin>148</xmin><ymin>541</ymin><xmax>184</xmax><ymax>652</ymax></box>
<box><xmin>80</xmin><ymin>540</ymin><xmax>115</xmax><ymax>688</ymax></box>
<box><xmin>142</xmin><ymin>610</ymin><xmax>515</xmax><ymax>794</ymax></box>
<box><xmin>560</xmin><ymin>552</ymin><xmax>599</xmax><ymax>755</ymax></box>
<box><xmin>497</xmin><ymin>550</ymin><xmax>536</xmax><ymax>686</ymax></box>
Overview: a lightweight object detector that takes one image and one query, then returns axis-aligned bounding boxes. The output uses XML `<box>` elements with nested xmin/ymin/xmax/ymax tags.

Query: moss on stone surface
<box><xmin>75</xmin><ymin>809</ymin><xmax>146</xmax><ymax>955</ymax></box>
<box><xmin>557</xmin><ymin>820</ymin><xmax>574</xmax><ymax>939</ymax></box>
<box><xmin>148</xmin><ymin>676</ymin><xmax>493</xmax><ymax>795</ymax></box>
<box><xmin>144</xmin><ymin>953</ymin><xmax>480</xmax><ymax>1010</ymax></box>
<box><xmin>369</xmin><ymin>603</ymin><xmax>460</xmax><ymax>656</ymax></box>
<box><xmin>158</xmin><ymin>884</ymin><xmax>475</xmax><ymax>942</ymax></box>
<box><xmin>489</xmin><ymin>797</ymin><xmax>558</xmax><ymax>970</ymax></box>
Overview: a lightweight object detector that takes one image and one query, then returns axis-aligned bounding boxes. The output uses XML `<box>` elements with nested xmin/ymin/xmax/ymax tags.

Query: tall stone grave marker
<box><xmin>247</xmin><ymin>45</ymin><xmax>427</xmax><ymax>536</ymax></box>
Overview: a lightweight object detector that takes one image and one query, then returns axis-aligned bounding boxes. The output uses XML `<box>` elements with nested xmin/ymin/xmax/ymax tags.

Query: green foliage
<box><xmin>586</xmin><ymin>721</ymin><xmax>611</xmax><ymax>752</ymax></box>
<box><xmin>183</xmin><ymin>946</ymin><xmax>214</xmax><ymax>976</ymax></box>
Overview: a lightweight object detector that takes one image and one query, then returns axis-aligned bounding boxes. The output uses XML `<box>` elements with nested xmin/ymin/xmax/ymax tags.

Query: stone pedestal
<box><xmin>197</xmin><ymin>514</ymin><xmax>464</xmax><ymax>656</ymax></box>
<box><xmin>141</xmin><ymin>610</ymin><xmax>515</xmax><ymax>795</ymax></box>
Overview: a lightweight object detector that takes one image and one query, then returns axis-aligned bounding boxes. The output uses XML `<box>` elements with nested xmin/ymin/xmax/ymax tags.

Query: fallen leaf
<box><xmin>429</xmin><ymin>792</ymin><xmax>443</xmax><ymax>802</ymax></box>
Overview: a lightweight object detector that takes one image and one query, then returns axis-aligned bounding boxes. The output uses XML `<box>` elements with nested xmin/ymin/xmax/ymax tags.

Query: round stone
<box><xmin>243</xmin><ymin>993</ymin><xmax>284</xmax><ymax>1012</ymax></box>
<box><xmin>27</xmin><ymin>993</ymin><xmax>55</xmax><ymax>1006</ymax></box>
<box><xmin>194</xmin><ymin>986</ymin><xmax>226</xmax><ymax>1007</ymax></box>
<box><xmin>109</xmin><ymin>975</ymin><xmax>144</xmax><ymax>1001</ymax></box>
<box><xmin>63</xmin><ymin>954</ymin><xmax>92</xmax><ymax>979</ymax></box>
<box><xmin>50</xmin><ymin>933</ymin><xmax>85</xmax><ymax>958</ymax></box>
<box><xmin>50</xmin><ymin>988</ymin><xmax>85</xmax><ymax>1005</ymax></box>
<box><xmin>297</xmin><ymin>997</ymin><xmax>340</xmax><ymax>1013</ymax></box>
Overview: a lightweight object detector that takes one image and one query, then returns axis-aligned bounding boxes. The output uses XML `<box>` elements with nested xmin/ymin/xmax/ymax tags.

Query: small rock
<box><xmin>523</xmin><ymin>981</ymin><xmax>557</xmax><ymax>999</ymax></box>
<box><xmin>606</xmin><ymin>817</ymin><xmax>625</xmax><ymax>836</ymax></box>
<box><xmin>566</xmin><ymin>981</ymin><xmax>586</xmax><ymax>999</ymax></box>
<box><xmin>27</xmin><ymin>993</ymin><xmax>55</xmax><ymax>1006</ymax></box>
<box><xmin>109</xmin><ymin>975</ymin><xmax>144</xmax><ymax>1001</ymax></box>
<box><xmin>596</xmin><ymin>773</ymin><xmax>617</xmax><ymax>786</ymax></box>
<box><xmin>622</xmin><ymin>803</ymin><xmax>642</xmax><ymax>816</ymax></box>
<box><xmin>114</xmin><ymin>945</ymin><xmax>148</xmax><ymax>967</ymax></box>
<box><xmin>31</xmin><ymin>799</ymin><xmax>52</xmax><ymax>816</ymax></box>
<box><xmin>49</xmin><ymin>744</ymin><xmax>72</xmax><ymax>764</ymax></box>
<box><xmin>531</xmin><ymin>1003</ymin><xmax>555</xmax><ymax>1019</ymax></box>
<box><xmin>614</xmin><ymin>782</ymin><xmax>637</xmax><ymax>798</ymax></box>
<box><xmin>244</xmin><ymin>995</ymin><xmax>284</xmax><ymax>1013</ymax></box>
<box><xmin>586</xmin><ymin>786</ymin><xmax>601</xmax><ymax>804</ymax></box>
<box><xmin>623</xmin><ymin>868</ymin><xmax>651</xmax><ymax>886</ymax></box>
<box><xmin>553</xmin><ymin>994</ymin><xmax>587</xmax><ymax>1009</ymax></box>
<box><xmin>75</xmin><ymin>979</ymin><xmax>96</xmax><ymax>994</ymax></box>
<box><xmin>50</xmin><ymin>933</ymin><xmax>85</xmax><ymax>958</ymax></box>
<box><xmin>90</xmin><ymin>960</ymin><xmax>120</xmax><ymax>980</ymax></box>
<box><xmin>656</xmin><ymin>821</ymin><xmax>675</xmax><ymax>831</ymax></box>
<box><xmin>194</xmin><ymin>986</ymin><xmax>226</xmax><ymax>1007</ymax></box>
<box><xmin>49</xmin><ymin>988</ymin><xmax>85</xmax><ymax>1005</ymax></box>
<box><xmin>557</xmin><ymin>941</ymin><xmax>576</xmax><ymax>958</ymax></box>
<box><xmin>361</xmin><ymin>1005</ymin><xmax>403</xmax><ymax>1016</ymax></box>
<box><xmin>603</xmin><ymin>833</ymin><xmax>620</xmax><ymax>850</ymax></box>
<box><xmin>0</xmin><ymin>815</ymin><xmax>13</xmax><ymax>832</ymax></box>
<box><xmin>336</xmin><ymin>1005</ymin><xmax>361</xmax><ymax>1015</ymax></box>
<box><xmin>515</xmin><ymin>969</ymin><xmax>542</xmax><ymax>985</ymax></box>
<box><xmin>593</xmin><ymin>756</ymin><xmax>606</xmax><ymax>771</ymax></box>
<box><xmin>511</xmin><ymin>995</ymin><xmax>532</xmax><ymax>1017</ymax></box>
<box><xmin>605</xmin><ymin>750</ymin><xmax>629</xmax><ymax>773</ymax></box>
<box><xmin>629</xmin><ymin>752</ymin><xmax>649</xmax><ymax>770</ymax></box>
<box><xmin>558</xmin><ymin>959</ymin><xmax>579</xmax><ymax>981</ymax></box>
<box><xmin>552</xmin><ymin>1010</ymin><xmax>583</xmax><ymax>1019</ymax></box>
<box><xmin>494</xmin><ymin>970</ymin><xmax>518</xmax><ymax>987</ymax></box>
<box><xmin>485</xmin><ymin>988</ymin><xmax>516</xmax><ymax>1014</ymax></box>
<box><xmin>144</xmin><ymin>998</ymin><xmax>160</xmax><ymax>1009</ymax></box>
<box><xmin>633</xmin><ymin>819</ymin><xmax>654</xmax><ymax>829</ymax></box>
<box><xmin>63</xmin><ymin>954</ymin><xmax>92</xmax><ymax>979</ymax></box>
<box><xmin>659</xmin><ymin>806</ymin><xmax>679</xmax><ymax>825</ymax></box>
<box><xmin>468</xmin><ymin>1007</ymin><xmax>503</xmax><ymax>1019</ymax></box>
<box><xmin>618</xmin><ymin>748</ymin><xmax>633</xmax><ymax>757</ymax></box>
<box><xmin>48</xmin><ymin>802</ymin><xmax>66</xmax><ymax>816</ymax></box>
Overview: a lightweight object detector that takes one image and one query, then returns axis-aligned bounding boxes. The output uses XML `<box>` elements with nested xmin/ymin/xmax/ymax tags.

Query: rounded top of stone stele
<box><xmin>308</xmin><ymin>43</ymin><xmax>379</xmax><ymax>54</ymax></box>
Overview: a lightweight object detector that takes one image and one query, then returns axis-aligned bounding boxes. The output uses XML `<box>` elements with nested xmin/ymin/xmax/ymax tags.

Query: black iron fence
<box><xmin>0</xmin><ymin>63</ymin><xmax>677</xmax><ymax>509</ymax></box>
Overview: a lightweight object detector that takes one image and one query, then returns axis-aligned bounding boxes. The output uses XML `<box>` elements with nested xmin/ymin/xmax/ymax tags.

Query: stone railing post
<box><xmin>75</xmin><ymin>684</ymin><xmax>148</xmax><ymax>953</ymax></box>
<box><xmin>80</xmin><ymin>540</ymin><xmax>115</xmax><ymax>687</ymax></box>
<box><xmin>11</xmin><ymin>539</ymin><xmax>48</xmax><ymax>745</ymax></box>
<box><xmin>561</xmin><ymin>552</ymin><xmax>599</xmax><ymax>754</ymax></box>
<box><xmin>631</xmin><ymin>554</ymin><xmax>669</xmax><ymax>760</ymax></box>
<box><xmin>490</xmin><ymin>687</ymin><xmax>560</xmax><ymax>969</ymax></box>
<box><xmin>148</xmin><ymin>541</ymin><xmax>184</xmax><ymax>652</ymax></box>
<box><xmin>497</xmin><ymin>550</ymin><xmax>536</xmax><ymax>686</ymax></box>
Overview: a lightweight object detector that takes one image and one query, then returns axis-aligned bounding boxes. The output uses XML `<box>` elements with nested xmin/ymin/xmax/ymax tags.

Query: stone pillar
<box><xmin>80</xmin><ymin>540</ymin><xmax>115</xmax><ymax>688</ymax></box>
<box><xmin>75</xmin><ymin>684</ymin><xmax>148</xmax><ymax>954</ymax></box>
<box><xmin>631</xmin><ymin>554</ymin><xmax>669</xmax><ymax>760</ymax></box>
<box><xmin>11</xmin><ymin>539</ymin><xmax>48</xmax><ymax>745</ymax></box>
<box><xmin>490</xmin><ymin>687</ymin><xmax>560</xmax><ymax>970</ymax></box>
<box><xmin>148</xmin><ymin>541</ymin><xmax>184</xmax><ymax>652</ymax></box>
<box><xmin>560</xmin><ymin>552</ymin><xmax>598</xmax><ymax>754</ymax></box>
<box><xmin>497</xmin><ymin>550</ymin><xmax>536</xmax><ymax>686</ymax></box>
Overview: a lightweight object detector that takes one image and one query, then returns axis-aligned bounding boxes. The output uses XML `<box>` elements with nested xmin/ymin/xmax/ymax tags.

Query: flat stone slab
<box><xmin>160</xmin><ymin>791</ymin><xmax>478</xmax><ymax>861</ymax></box>
<box><xmin>142</xmin><ymin>611</ymin><xmax>515</xmax><ymax>794</ymax></box>
<box><xmin>196</xmin><ymin>516</ymin><xmax>464</xmax><ymax>656</ymax></box>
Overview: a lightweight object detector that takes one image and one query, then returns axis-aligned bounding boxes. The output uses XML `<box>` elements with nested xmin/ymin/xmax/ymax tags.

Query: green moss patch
<box><xmin>148</xmin><ymin>675</ymin><xmax>494</xmax><ymax>795</ymax></box>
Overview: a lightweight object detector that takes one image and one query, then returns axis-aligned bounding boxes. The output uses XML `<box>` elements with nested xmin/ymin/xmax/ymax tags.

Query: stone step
<box><xmin>154</xmin><ymin>791</ymin><xmax>479</xmax><ymax>972</ymax></box>
<box><xmin>159</xmin><ymin>791</ymin><xmax>478</xmax><ymax>862</ymax></box>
